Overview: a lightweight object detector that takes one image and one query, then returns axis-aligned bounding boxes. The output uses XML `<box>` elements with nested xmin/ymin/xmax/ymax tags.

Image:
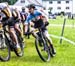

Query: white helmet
<box><xmin>0</xmin><ymin>3</ymin><xmax>8</xmax><ymax>10</ymax></box>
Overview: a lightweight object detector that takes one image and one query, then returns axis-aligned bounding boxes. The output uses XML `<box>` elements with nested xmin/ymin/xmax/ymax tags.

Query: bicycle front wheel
<box><xmin>0</xmin><ymin>36</ymin><xmax>10</xmax><ymax>61</ymax></box>
<box><xmin>35</xmin><ymin>38</ymin><xmax>51</xmax><ymax>62</ymax></box>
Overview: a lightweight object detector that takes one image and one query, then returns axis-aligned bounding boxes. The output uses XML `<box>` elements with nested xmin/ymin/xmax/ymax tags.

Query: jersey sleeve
<box><xmin>36</xmin><ymin>10</ymin><xmax>42</xmax><ymax>16</ymax></box>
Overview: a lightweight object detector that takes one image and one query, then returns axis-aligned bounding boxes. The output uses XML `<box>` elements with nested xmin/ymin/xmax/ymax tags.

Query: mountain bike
<box><xmin>0</xmin><ymin>22</ymin><xmax>24</xmax><ymax>61</ymax></box>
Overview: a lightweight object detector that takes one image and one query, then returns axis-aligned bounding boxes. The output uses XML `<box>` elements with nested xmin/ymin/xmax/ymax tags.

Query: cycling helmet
<box><xmin>0</xmin><ymin>3</ymin><xmax>7</xmax><ymax>10</ymax></box>
<box><xmin>22</xmin><ymin>7</ymin><xmax>25</xmax><ymax>10</ymax></box>
<box><xmin>27</xmin><ymin>4</ymin><xmax>35</xmax><ymax>9</ymax></box>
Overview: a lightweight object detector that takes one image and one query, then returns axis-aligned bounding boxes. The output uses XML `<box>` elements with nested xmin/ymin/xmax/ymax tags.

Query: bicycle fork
<box><xmin>41</xmin><ymin>32</ymin><xmax>48</xmax><ymax>51</ymax></box>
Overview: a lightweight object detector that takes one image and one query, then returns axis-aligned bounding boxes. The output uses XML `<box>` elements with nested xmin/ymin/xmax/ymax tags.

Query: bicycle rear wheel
<box><xmin>0</xmin><ymin>36</ymin><xmax>10</xmax><ymax>61</ymax></box>
<box><xmin>35</xmin><ymin>37</ymin><xmax>50</xmax><ymax>62</ymax></box>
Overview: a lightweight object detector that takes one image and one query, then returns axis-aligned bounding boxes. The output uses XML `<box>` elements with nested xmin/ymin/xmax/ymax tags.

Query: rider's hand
<box><xmin>45</xmin><ymin>21</ymin><xmax>49</xmax><ymax>27</ymax></box>
<box><xmin>24</xmin><ymin>32</ymin><xmax>31</xmax><ymax>36</ymax></box>
<box><xmin>24</xmin><ymin>32</ymin><xmax>28</xmax><ymax>36</ymax></box>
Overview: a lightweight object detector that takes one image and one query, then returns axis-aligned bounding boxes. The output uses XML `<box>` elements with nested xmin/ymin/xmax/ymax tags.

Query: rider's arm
<box><xmin>17</xmin><ymin>11</ymin><xmax>21</xmax><ymax>20</ymax></box>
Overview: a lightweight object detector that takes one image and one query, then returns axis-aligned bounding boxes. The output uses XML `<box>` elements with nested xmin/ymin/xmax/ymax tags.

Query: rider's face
<box><xmin>28</xmin><ymin>8</ymin><xmax>34</xmax><ymax>13</ymax></box>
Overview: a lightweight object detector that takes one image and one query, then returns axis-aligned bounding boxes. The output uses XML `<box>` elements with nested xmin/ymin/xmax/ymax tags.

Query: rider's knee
<box><xmin>9</xmin><ymin>27</ymin><xmax>15</xmax><ymax>33</ymax></box>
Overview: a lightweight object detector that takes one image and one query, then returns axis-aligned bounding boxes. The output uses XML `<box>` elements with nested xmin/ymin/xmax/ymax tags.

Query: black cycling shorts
<box><xmin>2</xmin><ymin>17</ymin><xmax>15</xmax><ymax>28</ymax></box>
<box><xmin>34</xmin><ymin>19</ymin><xmax>44</xmax><ymax>28</ymax></box>
<box><xmin>34</xmin><ymin>19</ymin><xmax>47</xmax><ymax>31</ymax></box>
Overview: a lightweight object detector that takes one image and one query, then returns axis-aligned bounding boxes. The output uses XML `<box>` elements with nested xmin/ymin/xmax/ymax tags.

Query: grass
<box><xmin>0</xmin><ymin>16</ymin><xmax>75</xmax><ymax>66</ymax></box>
<box><xmin>49</xmin><ymin>16</ymin><xmax>75</xmax><ymax>25</ymax></box>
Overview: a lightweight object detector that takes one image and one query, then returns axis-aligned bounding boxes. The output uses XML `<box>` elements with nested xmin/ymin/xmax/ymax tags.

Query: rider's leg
<box><xmin>14</xmin><ymin>23</ymin><xmax>22</xmax><ymax>36</ymax></box>
<box><xmin>42</xmin><ymin>16</ymin><xmax>56</xmax><ymax>54</ymax></box>
<box><xmin>44</xmin><ymin>30</ymin><xmax>56</xmax><ymax>54</ymax></box>
<box><xmin>24</xmin><ymin>23</ymin><xmax>28</xmax><ymax>34</ymax></box>
<box><xmin>8</xmin><ymin>18</ymin><xmax>21</xmax><ymax>53</ymax></box>
<box><xmin>44</xmin><ymin>30</ymin><xmax>52</xmax><ymax>43</ymax></box>
<box><xmin>31</xmin><ymin>29</ymin><xmax>38</xmax><ymax>38</ymax></box>
<box><xmin>9</xmin><ymin>23</ymin><xmax>20</xmax><ymax>47</ymax></box>
<box><xmin>9</xmin><ymin>27</ymin><xmax>19</xmax><ymax>45</ymax></box>
<box><xmin>15</xmin><ymin>22</ymin><xmax>25</xmax><ymax>47</ymax></box>
<box><xmin>22</xmin><ymin>22</ymin><xmax>25</xmax><ymax>35</ymax></box>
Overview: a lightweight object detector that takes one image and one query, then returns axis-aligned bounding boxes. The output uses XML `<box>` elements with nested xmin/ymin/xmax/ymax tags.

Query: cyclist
<box><xmin>0</xmin><ymin>3</ymin><xmax>21</xmax><ymax>52</ymax></box>
<box><xmin>20</xmin><ymin>7</ymin><xmax>27</xmax><ymax>34</ymax></box>
<box><xmin>24</xmin><ymin>4</ymin><xmax>56</xmax><ymax>55</ymax></box>
<box><xmin>12</xmin><ymin>7</ymin><xmax>25</xmax><ymax>48</ymax></box>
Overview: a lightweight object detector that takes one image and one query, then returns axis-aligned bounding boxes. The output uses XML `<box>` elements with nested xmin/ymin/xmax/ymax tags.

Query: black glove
<box><xmin>24</xmin><ymin>32</ymin><xmax>31</xmax><ymax>36</ymax></box>
<box><xmin>45</xmin><ymin>21</ymin><xmax>49</xmax><ymax>27</ymax></box>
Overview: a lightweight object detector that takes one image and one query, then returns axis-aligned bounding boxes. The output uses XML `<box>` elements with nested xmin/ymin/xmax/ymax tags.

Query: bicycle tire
<box><xmin>35</xmin><ymin>37</ymin><xmax>51</xmax><ymax>62</ymax></box>
<box><xmin>0</xmin><ymin>37</ymin><xmax>11</xmax><ymax>61</ymax></box>
<box><xmin>45</xmin><ymin>38</ymin><xmax>54</xmax><ymax>57</ymax></box>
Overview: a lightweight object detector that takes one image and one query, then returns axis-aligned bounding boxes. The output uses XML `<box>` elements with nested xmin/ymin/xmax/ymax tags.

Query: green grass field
<box><xmin>0</xmin><ymin>16</ymin><xmax>75</xmax><ymax>66</ymax></box>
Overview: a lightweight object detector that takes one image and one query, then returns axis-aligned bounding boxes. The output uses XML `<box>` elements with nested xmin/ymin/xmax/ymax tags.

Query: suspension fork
<box><xmin>40</xmin><ymin>29</ymin><xmax>48</xmax><ymax>49</ymax></box>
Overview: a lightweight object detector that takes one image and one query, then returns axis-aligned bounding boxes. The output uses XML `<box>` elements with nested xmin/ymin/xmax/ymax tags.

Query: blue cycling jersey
<box><xmin>25</xmin><ymin>10</ymin><xmax>42</xmax><ymax>24</ymax></box>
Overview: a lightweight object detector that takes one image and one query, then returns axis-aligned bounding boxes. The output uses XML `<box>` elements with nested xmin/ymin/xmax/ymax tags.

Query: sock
<box><xmin>16</xmin><ymin>44</ymin><xmax>20</xmax><ymax>48</ymax></box>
